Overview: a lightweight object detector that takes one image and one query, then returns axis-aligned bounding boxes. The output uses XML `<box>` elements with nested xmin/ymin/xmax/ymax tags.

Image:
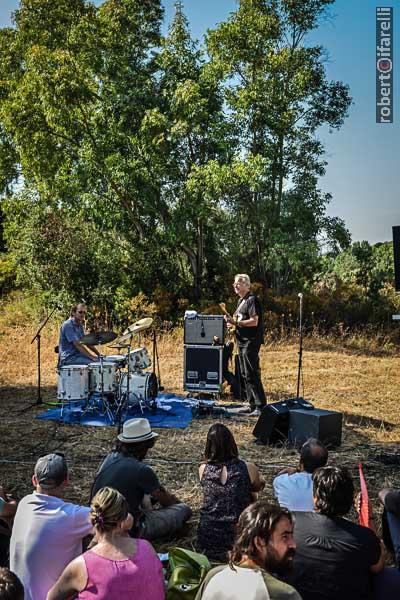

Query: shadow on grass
<box><xmin>300</xmin><ymin>338</ymin><xmax>399</xmax><ymax>359</ymax></box>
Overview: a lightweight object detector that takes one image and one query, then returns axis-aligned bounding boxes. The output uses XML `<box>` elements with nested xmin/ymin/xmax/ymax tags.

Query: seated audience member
<box><xmin>273</xmin><ymin>438</ymin><xmax>328</xmax><ymax>512</ymax></box>
<box><xmin>0</xmin><ymin>487</ymin><xmax>17</xmax><ymax>568</ymax></box>
<box><xmin>0</xmin><ymin>568</ymin><xmax>24</xmax><ymax>600</ymax></box>
<box><xmin>197</xmin><ymin>423</ymin><xmax>264</xmax><ymax>561</ymax></box>
<box><xmin>10</xmin><ymin>454</ymin><xmax>92</xmax><ymax>600</ymax></box>
<box><xmin>288</xmin><ymin>466</ymin><xmax>384</xmax><ymax>600</ymax></box>
<box><xmin>378</xmin><ymin>486</ymin><xmax>400</xmax><ymax>567</ymax></box>
<box><xmin>47</xmin><ymin>487</ymin><xmax>165</xmax><ymax>600</ymax></box>
<box><xmin>196</xmin><ymin>501</ymin><xmax>301</xmax><ymax>600</ymax></box>
<box><xmin>91</xmin><ymin>418</ymin><xmax>191</xmax><ymax>541</ymax></box>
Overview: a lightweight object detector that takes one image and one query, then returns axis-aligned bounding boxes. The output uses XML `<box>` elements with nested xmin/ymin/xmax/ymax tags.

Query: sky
<box><xmin>1</xmin><ymin>0</ymin><xmax>399</xmax><ymax>244</ymax></box>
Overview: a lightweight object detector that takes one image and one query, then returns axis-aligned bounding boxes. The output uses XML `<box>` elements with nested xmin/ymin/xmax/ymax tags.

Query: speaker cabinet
<box><xmin>184</xmin><ymin>315</ymin><xmax>226</xmax><ymax>346</ymax></box>
<box><xmin>253</xmin><ymin>402</ymin><xmax>342</xmax><ymax>448</ymax></box>
<box><xmin>288</xmin><ymin>408</ymin><xmax>342</xmax><ymax>448</ymax></box>
<box><xmin>183</xmin><ymin>345</ymin><xmax>223</xmax><ymax>392</ymax></box>
<box><xmin>252</xmin><ymin>401</ymin><xmax>291</xmax><ymax>445</ymax></box>
<box><xmin>393</xmin><ymin>226</ymin><xmax>400</xmax><ymax>292</ymax></box>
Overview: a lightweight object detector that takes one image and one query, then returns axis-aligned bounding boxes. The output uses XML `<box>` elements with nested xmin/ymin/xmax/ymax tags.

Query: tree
<box><xmin>204</xmin><ymin>0</ymin><xmax>352</xmax><ymax>289</ymax></box>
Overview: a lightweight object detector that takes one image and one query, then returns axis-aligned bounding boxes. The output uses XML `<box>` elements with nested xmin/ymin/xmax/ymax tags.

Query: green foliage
<box><xmin>2</xmin><ymin>0</ymin><xmax>393</xmax><ymax>333</ymax></box>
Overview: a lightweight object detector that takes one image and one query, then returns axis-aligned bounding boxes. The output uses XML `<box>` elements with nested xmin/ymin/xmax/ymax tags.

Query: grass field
<box><xmin>1</xmin><ymin>319</ymin><xmax>400</xmax><ymax>554</ymax></box>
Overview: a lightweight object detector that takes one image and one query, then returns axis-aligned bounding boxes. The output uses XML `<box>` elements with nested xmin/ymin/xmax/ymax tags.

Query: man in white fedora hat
<box><xmin>91</xmin><ymin>418</ymin><xmax>192</xmax><ymax>540</ymax></box>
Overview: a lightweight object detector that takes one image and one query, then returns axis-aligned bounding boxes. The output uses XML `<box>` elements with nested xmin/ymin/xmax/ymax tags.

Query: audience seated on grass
<box><xmin>273</xmin><ymin>438</ymin><xmax>328</xmax><ymax>512</ymax></box>
<box><xmin>91</xmin><ymin>418</ymin><xmax>192</xmax><ymax>541</ymax></box>
<box><xmin>196</xmin><ymin>501</ymin><xmax>301</xmax><ymax>600</ymax></box>
<box><xmin>10</xmin><ymin>453</ymin><xmax>92</xmax><ymax>600</ymax></box>
<box><xmin>0</xmin><ymin>568</ymin><xmax>24</xmax><ymax>600</ymax></box>
<box><xmin>197</xmin><ymin>423</ymin><xmax>265</xmax><ymax>562</ymax></box>
<box><xmin>286</xmin><ymin>465</ymin><xmax>386</xmax><ymax>600</ymax></box>
<box><xmin>47</xmin><ymin>486</ymin><xmax>165</xmax><ymax>600</ymax></box>
<box><xmin>0</xmin><ymin>486</ymin><xmax>18</xmax><ymax>568</ymax></box>
<box><xmin>379</xmin><ymin>485</ymin><xmax>400</xmax><ymax>568</ymax></box>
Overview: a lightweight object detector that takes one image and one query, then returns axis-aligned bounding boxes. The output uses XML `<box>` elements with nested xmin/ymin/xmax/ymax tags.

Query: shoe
<box><xmin>237</xmin><ymin>406</ymin><xmax>251</xmax><ymax>414</ymax></box>
<box><xmin>248</xmin><ymin>408</ymin><xmax>261</xmax><ymax>417</ymax></box>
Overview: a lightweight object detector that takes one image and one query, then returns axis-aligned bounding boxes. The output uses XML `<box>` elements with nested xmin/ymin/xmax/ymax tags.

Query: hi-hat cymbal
<box><xmin>80</xmin><ymin>331</ymin><xmax>118</xmax><ymax>346</ymax></box>
<box><xmin>109</xmin><ymin>342</ymin><xmax>131</xmax><ymax>349</ymax></box>
<box><xmin>122</xmin><ymin>317</ymin><xmax>153</xmax><ymax>337</ymax></box>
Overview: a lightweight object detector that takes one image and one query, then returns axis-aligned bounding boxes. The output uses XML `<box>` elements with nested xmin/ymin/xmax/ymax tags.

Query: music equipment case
<box><xmin>183</xmin><ymin>345</ymin><xmax>223</xmax><ymax>392</ymax></box>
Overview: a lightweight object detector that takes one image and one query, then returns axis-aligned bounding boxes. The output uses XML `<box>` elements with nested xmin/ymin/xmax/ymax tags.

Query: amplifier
<box><xmin>183</xmin><ymin>345</ymin><xmax>223</xmax><ymax>392</ymax></box>
<box><xmin>184</xmin><ymin>315</ymin><xmax>226</xmax><ymax>346</ymax></box>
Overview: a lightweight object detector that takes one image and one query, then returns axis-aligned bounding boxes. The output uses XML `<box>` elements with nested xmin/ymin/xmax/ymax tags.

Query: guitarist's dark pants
<box><xmin>237</xmin><ymin>341</ymin><xmax>266</xmax><ymax>410</ymax></box>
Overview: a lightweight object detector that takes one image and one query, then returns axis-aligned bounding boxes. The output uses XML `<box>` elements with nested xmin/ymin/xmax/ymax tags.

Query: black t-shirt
<box><xmin>288</xmin><ymin>511</ymin><xmax>381</xmax><ymax>600</ymax></box>
<box><xmin>91</xmin><ymin>451</ymin><xmax>160</xmax><ymax>517</ymax></box>
<box><xmin>234</xmin><ymin>292</ymin><xmax>264</xmax><ymax>346</ymax></box>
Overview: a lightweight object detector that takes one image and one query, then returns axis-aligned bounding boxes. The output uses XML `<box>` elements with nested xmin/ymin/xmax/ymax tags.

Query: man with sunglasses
<box><xmin>58</xmin><ymin>303</ymin><xmax>99</xmax><ymax>366</ymax></box>
<box><xmin>225</xmin><ymin>274</ymin><xmax>266</xmax><ymax>416</ymax></box>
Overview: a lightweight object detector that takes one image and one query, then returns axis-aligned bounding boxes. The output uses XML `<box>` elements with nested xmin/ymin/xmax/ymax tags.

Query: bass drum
<box><xmin>120</xmin><ymin>371</ymin><xmax>158</xmax><ymax>405</ymax></box>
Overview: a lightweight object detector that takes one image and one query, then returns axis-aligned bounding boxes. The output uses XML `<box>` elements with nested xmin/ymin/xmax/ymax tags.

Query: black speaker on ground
<box><xmin>184</xmin><ymin>315</ymin><xmax>226</xmax><ymax>346</ymax></box>
<box><xmin>252</xmin><ymin>401</ymin><xmax>291</xmax><ymax>445</ymax></box>
<box><xmin>393</xmin><ymin>226</ymin><xmax>400</xmax><ymax>292</ymax></box>
<box><xmin>288</xmin><ymin>408</ymin><xmax>342</xmax><ymax>448</ymax></box>
<box><xmin>183</xmin><ymin>345</ymin><xmax>223</xmax><ymax>392</ymax></box>
<box><xmin>253</xmin><ymin>402</ymin><xmax>342</xmax><ymax>447</ymax></box>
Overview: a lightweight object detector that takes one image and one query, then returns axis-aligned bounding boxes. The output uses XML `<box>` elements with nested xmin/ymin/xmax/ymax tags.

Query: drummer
<box><xmin>58</xmin><ymin>303</ymin><xmax>100</xmax><ymax>367</ymax></box>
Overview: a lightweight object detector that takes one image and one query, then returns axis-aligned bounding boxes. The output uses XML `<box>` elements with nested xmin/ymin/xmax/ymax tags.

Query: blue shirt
<box><xmin>59</xmin><ymin>318</ymin><xmax>85</xmax><ymax>365</ymax></box>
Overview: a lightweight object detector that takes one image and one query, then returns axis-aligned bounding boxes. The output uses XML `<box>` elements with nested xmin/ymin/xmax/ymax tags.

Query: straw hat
<box><xmin>117</xmin><ymin>418</ymin><xmax>158</xmax><ymax>443</ymax></box>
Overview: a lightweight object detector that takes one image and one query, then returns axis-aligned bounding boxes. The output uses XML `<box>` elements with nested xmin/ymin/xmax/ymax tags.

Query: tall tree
<box><xmin>205</xmin><ymin>0</ymin><xmax>352</xmax><ymax>289</ymax></box>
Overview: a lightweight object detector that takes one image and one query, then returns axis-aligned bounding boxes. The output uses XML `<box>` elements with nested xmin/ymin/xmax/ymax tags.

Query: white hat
<box><xmin>117</xmin><ymin>418</ymin><xmax>158</xmax><ymax>444</ymax></box>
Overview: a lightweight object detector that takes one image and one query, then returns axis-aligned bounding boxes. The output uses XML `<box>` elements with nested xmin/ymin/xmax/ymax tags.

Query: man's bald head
<box><xmin>300</xmin><ymin>438</ymin><xmax>328</xmax><ymax>474</ymax></box>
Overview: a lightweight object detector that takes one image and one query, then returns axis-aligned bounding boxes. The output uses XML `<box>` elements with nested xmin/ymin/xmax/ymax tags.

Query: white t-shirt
<box><xmin>10</xmin><ymin>492</ymin><xmax>92</xmax><ymax>600</ymax></box>
<box><xmin>202</xmin><ymin>566</ymin><xmax>271</xmax><ymax>600</ymax></box>
<box><xmin>273</xmin><ymin>472</ymin><xmax>314</xmax><ymax>512</ymax></box>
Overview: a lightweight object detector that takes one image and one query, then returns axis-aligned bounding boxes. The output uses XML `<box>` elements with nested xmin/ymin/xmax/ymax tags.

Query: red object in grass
<box><xmin>358</xmin><ymin>462</ymin><xmax>371</xmax><ymax>528</ymax></box>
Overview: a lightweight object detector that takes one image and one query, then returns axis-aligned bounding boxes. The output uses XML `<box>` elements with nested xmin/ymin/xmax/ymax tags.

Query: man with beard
<box><xmin>195</xmin><ymin>501</ymin><xmax>301</xmax><ymax>600</ymax></box>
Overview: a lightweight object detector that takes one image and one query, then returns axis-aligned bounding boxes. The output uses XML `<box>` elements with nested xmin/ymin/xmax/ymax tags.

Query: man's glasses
<box><xmin>77</xmin><ymin>310</ymin><xmax>87</xmax><ymax>315</ymax></box>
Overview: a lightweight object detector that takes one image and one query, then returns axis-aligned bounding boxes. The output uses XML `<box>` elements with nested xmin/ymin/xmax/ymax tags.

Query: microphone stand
<box><xmin>31</xmin><ymin>307</ymin><xmax>58</xmax><ymax>406</ymax></box>
<box><xmin>296</xmin><ymin>293</ymin><xmax>303</xmax><ymax>399</ymax></box>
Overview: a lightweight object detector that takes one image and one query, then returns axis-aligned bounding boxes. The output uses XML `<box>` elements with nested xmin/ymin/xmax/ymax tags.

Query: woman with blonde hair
<box><xmin>47</xmin><ymin>487</ymin><xmax>165</xmax><ymax>600</ymax></box>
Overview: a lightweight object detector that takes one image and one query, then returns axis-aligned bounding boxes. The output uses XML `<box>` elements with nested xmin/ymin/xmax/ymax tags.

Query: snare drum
<box><xmin>128</xmin><ymin>347</ymin><xmax>151</xmax><ymax>371</ymax></box>
<box><xmin>119</xmin><ymin>371</ymin><xmax>158</xmax><ymax>404</ymax></box>
<box><xmin>105</xmin><ymin>355</ymin><xmax>127</xmax><ymax>368</ymax></box>
<box><xmin>88</xmin><ymin>362</ymin><xmax>118</xmax><ymax>393</ymax></box>
<box><xmin>57</xmin><ymin>365</ymin><xmax>89</xmax><ymax>400</ymax></box>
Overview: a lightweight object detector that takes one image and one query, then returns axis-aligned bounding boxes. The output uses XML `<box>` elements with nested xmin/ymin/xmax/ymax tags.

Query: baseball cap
<box><xmin>34</xmin><ymin>453</ymin><xmax>68</xmax><ymax>488</ymax></box>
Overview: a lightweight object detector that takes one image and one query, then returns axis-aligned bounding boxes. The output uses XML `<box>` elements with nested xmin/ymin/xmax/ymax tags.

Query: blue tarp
<box><xmin>36</xmin><ymin>393</ymin><xmax>193</xmax><ymax>429</ymax></box>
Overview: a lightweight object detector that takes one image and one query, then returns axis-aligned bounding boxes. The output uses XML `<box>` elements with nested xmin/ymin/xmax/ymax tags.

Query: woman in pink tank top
<box><xmin>46</xmin><ymin>487</ymin><xmax>165</xmax><ymax>600</ymax></box>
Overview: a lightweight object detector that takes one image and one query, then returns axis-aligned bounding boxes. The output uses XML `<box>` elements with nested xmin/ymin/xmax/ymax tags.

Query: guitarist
<box><xmin>224</xmin><ymin>274</ymin><xmax>266</xmax><ymax>416</ymax></box>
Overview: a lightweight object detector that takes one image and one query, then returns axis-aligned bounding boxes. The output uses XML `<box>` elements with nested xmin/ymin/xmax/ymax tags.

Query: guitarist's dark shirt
<box><xmin>235</xmin><ymin>292</ymin><xmax>264</xmax><ymax>346</ymax></box>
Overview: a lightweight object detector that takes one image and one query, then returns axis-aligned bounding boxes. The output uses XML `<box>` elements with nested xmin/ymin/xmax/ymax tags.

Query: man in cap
<box><xmin>91</xmin><ymin>418</ymin><xmax>192</xmax><ymax>540</ymax></box>
<box><xmin>10</xmin><ymin>453</ymin><xmax>92</xmax><ymax>600</ymax></box>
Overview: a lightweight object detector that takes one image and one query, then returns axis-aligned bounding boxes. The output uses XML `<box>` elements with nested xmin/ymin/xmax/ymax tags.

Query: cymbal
<box><xmin>122</xmin><ymin>317</ymin><xmax>153</xmax><ymax>337</ymax></box>
<box><xmin>109</xmin><ymin>343</ymin><xmax>130</xmax><ymax>349</ymax></box>
<box><xmin>80</xmin><ymin>331</ymin><xmax>118</xmax><ymax>346</ymax></box>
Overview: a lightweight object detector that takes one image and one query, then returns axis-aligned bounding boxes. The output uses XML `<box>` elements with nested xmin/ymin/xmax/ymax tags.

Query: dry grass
<box><xmin>0</xmin><ymin>320</ymin><xmax>400</xmax><ymax>554</ymax></box>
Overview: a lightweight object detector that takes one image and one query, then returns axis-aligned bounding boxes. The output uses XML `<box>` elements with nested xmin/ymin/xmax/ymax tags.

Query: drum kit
<box><xmin>57</xmin><ymin>318</ymin><xmax>159</xmax><ymax>423</ymax></box>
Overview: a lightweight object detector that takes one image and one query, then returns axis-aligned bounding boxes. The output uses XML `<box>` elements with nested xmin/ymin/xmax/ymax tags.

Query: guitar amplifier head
<box><xmin>184</xmin><ymin>315</ymin><xmax>226</xmax><ymax>346</ymax></box>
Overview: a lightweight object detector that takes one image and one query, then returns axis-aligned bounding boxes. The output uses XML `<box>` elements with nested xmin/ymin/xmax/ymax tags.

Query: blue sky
<box><xmin>1</xmin><ymin>0</ymin><xmax>399</xmax><ymax>244</ymax></box>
